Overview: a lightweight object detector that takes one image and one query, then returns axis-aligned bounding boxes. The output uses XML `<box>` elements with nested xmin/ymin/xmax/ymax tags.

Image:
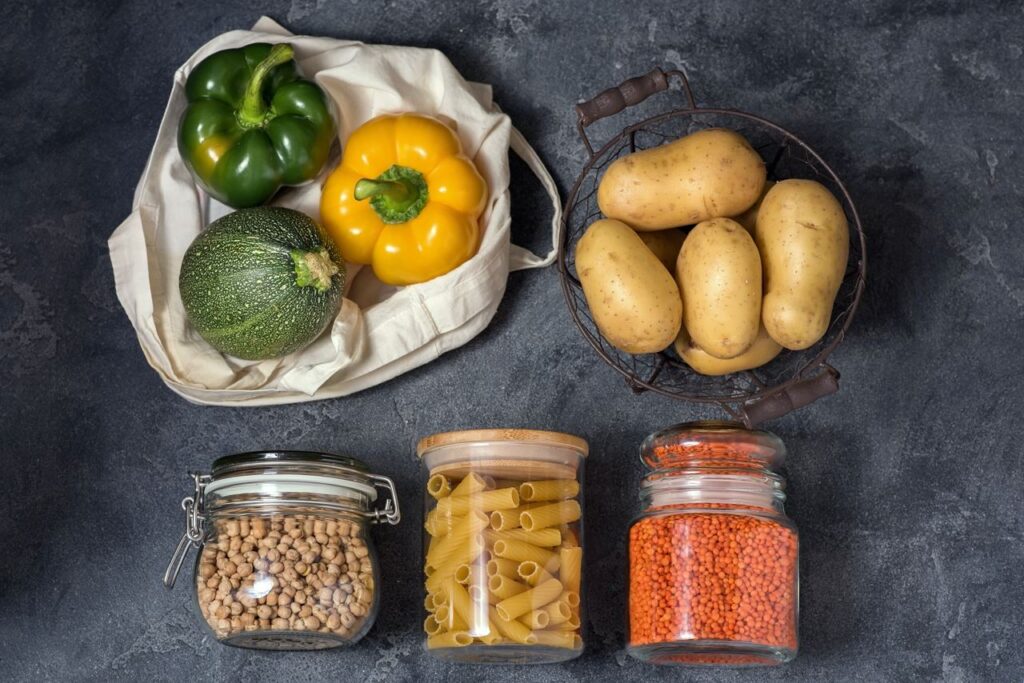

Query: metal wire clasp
<box><xmin>163</xmin><ymin>472</ymin><xmax>211</xmax><ymax>589</ymax></box>
<box><xmin>368</xmin><ymin>474</ymin><xmax>401</xmax><ymax>525</ymax></box>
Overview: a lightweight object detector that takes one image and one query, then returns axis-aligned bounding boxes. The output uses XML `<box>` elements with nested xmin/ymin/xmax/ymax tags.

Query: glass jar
<box><xmin>416</xmin><ymin>429</ymin><xmax>588</xmax><ymax>664</ymax></box>
<box><xmin>626</xmin><ymin>422</ymin><xmax>798</xmax><ymax>666</ymax></box>
<box><xmin>163</xmin><ymin>451</ymin><xmax>400</xmax><ymax>650</ymax></box>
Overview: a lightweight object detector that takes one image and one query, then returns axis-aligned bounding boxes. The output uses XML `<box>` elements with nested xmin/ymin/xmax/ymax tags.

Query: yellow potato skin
<box><xmin>676</xmin><ymin>218</ymin><xmax>762</xmax><ymax>359</ymax></box>
<box><xmin>576</xmin><ymin>219</ymin><xmax>682</xmax><ymax>354</ymax></box>
<box><xmin>597</xmin><ymin>128</ymin><xmax>766</xmax><ymax>231</ymax></box>
<box><xmin>637</xmin><ymin>229</ymin><xmax>685</xmax><ymax>274</ymax></box>
<box><xmin>674</xmin><ymin>323</ymin><xmax>782</xmax><ymax>376</ymax></box>
<box><xmin>732</xmin><ymin>180</ymin><xmax>775</xmax><ymax>234</ymax></box>
<box><xmin>755</xmin><ymin>179</ymin><xmax>849</xmax><ymax>350</ymax></box>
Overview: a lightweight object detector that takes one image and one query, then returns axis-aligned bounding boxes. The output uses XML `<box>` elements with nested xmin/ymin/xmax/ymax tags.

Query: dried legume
<box><xmin>196</xmin><ymin>514</ymin><xmax>374</xmax><ymax>641</ymax></box>
<box><xmin>629</xmin><ymin>506</ymin><xmax>797</xmax><ymax>655</ymax></box>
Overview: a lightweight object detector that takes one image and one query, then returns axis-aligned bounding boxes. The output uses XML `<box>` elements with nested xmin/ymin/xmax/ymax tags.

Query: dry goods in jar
<box><xmin>628</xmin><ymin>422</ymin><xmax>798</xmax><ymax>666</ymax></box>
<box><xmin>629</xmin><ymin>507</ymin><xmax>797</xmax><ymax>654</ymax></box>
<box><xmin>423</xmin><ymin>472</ymin><xmax>583</xmax><ymax>651</ymax></box>
<box><xmin>196</xmin><ymin>514</ymin><xmax>374</xmax><ymax>640</ymax></box>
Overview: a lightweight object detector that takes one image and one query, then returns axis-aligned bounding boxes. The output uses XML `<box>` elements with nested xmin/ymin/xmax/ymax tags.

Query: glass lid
<box><xmin>211</xmin><ymin>450</ymin><xmax>370</xmax><ymax>476</ymax></box>
<box><xmin>640</xmin><ymin>420</ymin><xmax>786</xmax><ymax>471</ymax></box>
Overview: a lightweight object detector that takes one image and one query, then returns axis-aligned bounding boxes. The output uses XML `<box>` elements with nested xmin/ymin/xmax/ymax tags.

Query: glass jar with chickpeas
<box><xmin>164</xmin><ymin>451</ymin><xmax>400</xmax><ymax>650</ymax></box>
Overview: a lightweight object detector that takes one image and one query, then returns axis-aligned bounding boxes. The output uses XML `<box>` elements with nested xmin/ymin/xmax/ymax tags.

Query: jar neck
<box><xmin>639</xmin><ymin>467</ymin><xmax>786</xmax><ymax>514</ymax></box>
<box><xmin>203</xmin><ymin>473</ymin><xmax>375</xmax><ymax>519</ymax></box>
<box><xmin>206</xmin><ymin>502</ymin><xmax>369</xmax><ymax>521</ymax></box>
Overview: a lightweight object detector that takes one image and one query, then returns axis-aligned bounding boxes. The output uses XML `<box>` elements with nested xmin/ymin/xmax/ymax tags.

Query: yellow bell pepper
<box><xmin>320</xmin><ymin>113</ymin><xmax>488</xmax><ymax>286</ymax></box>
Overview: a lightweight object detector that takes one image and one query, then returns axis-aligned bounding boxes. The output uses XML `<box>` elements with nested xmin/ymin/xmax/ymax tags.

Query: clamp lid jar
<box><xmin>164</xmin><ymin>450</ymin><xmax>400</xmax><ymax>650</ymax></box>
<box><xmin>627</xmin><ymin>422</ymin><xmax>799</xmax><ymax>666</ymax></box>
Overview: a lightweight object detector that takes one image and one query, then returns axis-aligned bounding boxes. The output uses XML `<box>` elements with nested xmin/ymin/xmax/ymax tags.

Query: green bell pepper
<box><xmin>177</xmin><ymin>43</ymin><xmax>336</xmax><ymax>208</ymax></box>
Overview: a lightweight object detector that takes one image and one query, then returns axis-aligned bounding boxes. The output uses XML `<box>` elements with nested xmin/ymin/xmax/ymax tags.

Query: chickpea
<box><xmin>197</xmin><ymin>514</ymin><xmax>374</xmax><ymax>641</ymax></box>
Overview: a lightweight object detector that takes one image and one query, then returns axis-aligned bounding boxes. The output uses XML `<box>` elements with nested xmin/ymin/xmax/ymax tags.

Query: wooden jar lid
<box><xmin>417</xmin><ymin>429</ymin><xmax>588</xmax><ymax>480</ymax></box>
<box><xmin>416</xmin><ymin>428</ymin><xmax>589</xmax><ymax>458</ymax></box>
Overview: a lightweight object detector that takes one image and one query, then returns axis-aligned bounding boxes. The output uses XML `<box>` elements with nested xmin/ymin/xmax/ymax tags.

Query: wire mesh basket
<box><xmin>559</xmin><ymin>68</ymin><xmax>867</xmax><ymax>426</ymax></box>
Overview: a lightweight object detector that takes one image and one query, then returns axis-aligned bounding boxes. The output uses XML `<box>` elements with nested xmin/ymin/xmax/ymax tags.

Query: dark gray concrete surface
<box><xmin>2</xmin><ymin>1</ymin><xmax>1023</xmax><ymax>681</ymax></box>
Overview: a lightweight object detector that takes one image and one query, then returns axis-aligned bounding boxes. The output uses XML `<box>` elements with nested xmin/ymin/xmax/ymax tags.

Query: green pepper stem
<box><xmin>238</xmin><ymin>43</ymin><xmax>294</xmax><ymax>127</ymax></box>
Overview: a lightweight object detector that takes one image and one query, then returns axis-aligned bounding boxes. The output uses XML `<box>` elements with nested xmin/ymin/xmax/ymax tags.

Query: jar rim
<box><xmin>211</xmin><ymin>450</ymin><xmax>369</xmax><ymax>476</ymax></box>
<box><xmin>203</xmin><ymin>451</ymin><xmax>379</xmax><ymax>514</ymax></box>
<box><xmin>416</xmin><ymin>429</ymin><xmax>589</xmax><ymax>458</ymax></box>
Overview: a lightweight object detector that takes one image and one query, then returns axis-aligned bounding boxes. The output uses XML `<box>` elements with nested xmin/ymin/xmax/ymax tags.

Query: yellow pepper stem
<box><xmin>354</xmin><ymin>164</ymin><xmax>428</xmax><ymax>224</ymax></box>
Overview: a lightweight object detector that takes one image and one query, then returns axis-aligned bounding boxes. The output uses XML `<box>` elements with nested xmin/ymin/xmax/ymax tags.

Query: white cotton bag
<box><xmin>108</xmin><ymin>17</ymin><xmax>560</xmax><ymax>406</ymax></box>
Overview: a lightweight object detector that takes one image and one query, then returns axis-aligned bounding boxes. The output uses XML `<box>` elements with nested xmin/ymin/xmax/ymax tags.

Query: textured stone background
<box><xmin>2</xmin><ymin>1</ymin><xmax>1022</xmax><ymax>681</ymax></box>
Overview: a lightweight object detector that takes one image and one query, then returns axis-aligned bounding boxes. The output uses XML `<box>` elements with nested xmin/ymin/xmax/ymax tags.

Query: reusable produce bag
<box><xmin>109</xmin><ymin>17</ymin><xmax>560</xmax><ymax>406</ymax></box>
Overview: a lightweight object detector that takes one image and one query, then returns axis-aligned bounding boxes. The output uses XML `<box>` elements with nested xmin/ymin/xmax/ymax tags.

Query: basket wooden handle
<box><xmin>575</xmin><ymin>68</ymin><xmax>670</xmax><ymax>126</ymax></box>
<box><xmin>574</xmin><ymin>67</ymin><xmax>696</xmax><ymax>154</ymax></box>
<box><xmin>740</xmin><ymin>365</ymin><xmax>840</xmax><ymax>427</ymax></box>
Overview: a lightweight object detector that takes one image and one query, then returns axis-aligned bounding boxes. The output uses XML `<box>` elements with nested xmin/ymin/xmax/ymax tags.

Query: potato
<box><xmin>637</xmin><ymin>229</ymin><xmax>685</xmax><ymax>274</ymax></box>
<box><xmin>576</xmin><ymin>219</ymin><xmax>682</xmax><ymax>353</ymax></box>
<box><xmin>755</xmin><ymin>179</ymin><xmax>849</xmax><ymax>350</ymax></box>
<box><xmin>732</xmin><ymin>180</ymin><xmax>775</xmax><ymax>234</ymax></box>
<box><xmin>676</xmin><ymin>218</ymin><xmax>761</xmax><ymax>359</ymax></box>
<box><xmin>597</xmin><ymin>128</ymin><xmax>766</xmax><ymax>231</ymax></box>
<box><xmin>674</xmin><ymin>323</ymin><xmax>782</xmax><ymax>376</ymax></box>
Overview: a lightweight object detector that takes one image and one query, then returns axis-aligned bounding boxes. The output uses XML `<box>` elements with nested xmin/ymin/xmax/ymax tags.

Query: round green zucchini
<box><xmin>179</xmin><ymin>207</ymin><xmax>345</xmax><ymax>360</ymax></box>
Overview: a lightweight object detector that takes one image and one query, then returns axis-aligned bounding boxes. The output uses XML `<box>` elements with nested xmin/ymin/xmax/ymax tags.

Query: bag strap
<box><xmin>507</xmin><ymin>126</ymin><xmax>562</xmax><ymax>271</ymax></box>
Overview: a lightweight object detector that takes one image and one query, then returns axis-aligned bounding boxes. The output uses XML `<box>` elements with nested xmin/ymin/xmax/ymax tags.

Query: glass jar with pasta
<box><xmin>416</xmin><ymin>429</ymin><xmax>588</xmax><ymax>664</ymax></box>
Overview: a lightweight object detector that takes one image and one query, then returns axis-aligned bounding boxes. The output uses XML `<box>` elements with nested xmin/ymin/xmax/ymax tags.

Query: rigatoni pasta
<box><xmin>544</xmin><ymin>600</ymin><xmax>572</xmax><ymax>626</ymax></box>
<box><xmin>492</xmin><ymin>538</ymin><xmax>560</xmax><ymax>571</ymax></box>
<box><xmin>559</xmin><ymin>547</ymin><xmax>582</xmax><ymax>595</ymax></box>
<box><xmin>450</xmin><ymin>472</ymin><xmax>488</xmax><ymax>497</ymax></box>
<box><xmin>486</xmin><ymin>557</ymin><xmax>519</xmax><ymax>578</ymax></box>
<box><xmin>487</xmin><ymin>574</ymin><xmax>528</xmax><ymax>600</ymax></box>
<box><xmin>517</xmin><ymin>560</ymin><xmax>556</xmax><ymax>587</ymax></box>
<box><xmin>418</xmin><ymin>429</ymin><xmax>586</xmax><ymax>660</ymax></box>
<box><xmin>427</xmin><ymin>631</ymin><xmax>473</xmax><ymax>649</ymax></box>
<box><xmin>521</xmin><ymin>608</ymin><xmax>551</xmax><ymax>629</ymax></box>
<box><xmin>427</xmin><ymin>474</ymin><xmax>452</xmax><ymax>500</ymax></box>
<box><xmin>520</xmin><ymin>500</ymin><xmax>581</xmax><ymax>531</ymax></box>
<box><xmin>436</xmin><ymin>487</ymin><xmax>520</xmax><ymax>516</ymax></box>
<box><xmin>496</xmin><ymin>578</ymin><xmax>563</xmax><ymax>621</ymax></box>
<box><xmin>520</xmin><ymin>479</ymin><xmax>580</xmax><ymax>502</ymax></box>
<box><xmin>489</xmin><ymin>528</ymin><xmax>562</xmax><ymax>547</ymax></box>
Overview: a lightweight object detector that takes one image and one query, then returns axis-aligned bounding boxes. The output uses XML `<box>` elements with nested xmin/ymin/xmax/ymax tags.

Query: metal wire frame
<box><xmin>558</xmin><ymin>71</ymin><xmax>867</xmax><ymax>423</ymax></box>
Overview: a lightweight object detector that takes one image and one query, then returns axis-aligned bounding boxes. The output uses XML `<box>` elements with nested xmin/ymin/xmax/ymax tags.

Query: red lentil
<box><xmin>627</xmin><ymin>422</ymin><xmax>799</xmax><ymax>666</ymax></box>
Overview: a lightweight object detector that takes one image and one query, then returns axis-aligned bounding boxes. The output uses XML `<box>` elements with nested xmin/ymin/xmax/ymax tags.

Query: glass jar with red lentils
<box><xmin>627</xmin><ymin>421</ymin><xmax>798</xmax><ymax>666</ymax></box>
